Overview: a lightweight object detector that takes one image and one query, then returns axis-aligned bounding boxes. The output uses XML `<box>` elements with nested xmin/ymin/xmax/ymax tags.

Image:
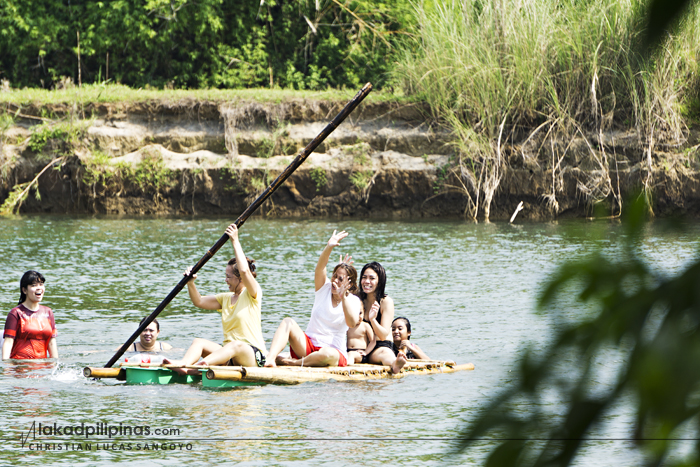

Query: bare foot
<box><xmin>264</xmin><ymin>359</ymin><xmax>277</xmax><ymax>368</ymax></box>
<box><xmin>182</xmin><ymin>360</ymin><xmax>207</xmax><ymax>375</ymax></box>
<box><xmin>391</xmin><ymin>353</ymin><xmax>407</xmax><ymax>374</ymax></box>
<box><xmin>163</xmin><ymin>358</ymin><xmax>188</xmax><ymax>375</ymax></box>
<box><xmin>276</xmin><ymin>355</ymin><xmax>296</xmax><ymax>366</ymax></box>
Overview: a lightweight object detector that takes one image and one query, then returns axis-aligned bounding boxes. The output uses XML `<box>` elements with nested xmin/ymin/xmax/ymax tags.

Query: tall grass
<box><xmin>396</xmin><ymin>0</ymin><xmax>700</xmax><ymax>218</ymax></box>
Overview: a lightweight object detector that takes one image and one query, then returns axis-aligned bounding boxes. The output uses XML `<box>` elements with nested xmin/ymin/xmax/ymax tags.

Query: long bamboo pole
<box><xmin>104</xmin><ymin>83</ymin><xmax>373</xmax><ymax>368</ymax></box>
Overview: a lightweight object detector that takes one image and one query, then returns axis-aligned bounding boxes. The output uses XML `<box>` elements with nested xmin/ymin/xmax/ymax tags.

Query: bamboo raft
<box><xmin>84</xmin><ymin>360</ymin><xmax>475</xmax><ymax>388</ymax></box>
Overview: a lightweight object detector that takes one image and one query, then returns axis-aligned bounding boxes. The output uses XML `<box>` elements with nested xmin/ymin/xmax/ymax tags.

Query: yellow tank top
<box><xmin>215</xmin><ymin>287</ymin><xmax>266</xmax><ymax>353</ymax></box>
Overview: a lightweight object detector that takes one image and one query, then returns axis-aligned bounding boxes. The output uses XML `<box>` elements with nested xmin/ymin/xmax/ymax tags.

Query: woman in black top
<box><xmin>358</xmin><ymin>262</ymin><xmax>406</xmax><ymax>374</ymax></box>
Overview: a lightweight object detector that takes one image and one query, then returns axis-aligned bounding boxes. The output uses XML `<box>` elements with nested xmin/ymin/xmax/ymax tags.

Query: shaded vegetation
<box><xmin>0</xmin><ymin>0</ymin><xmax>414</xmax><ymax>90</ymax></box>
<box><xmin>459</xmin><ymin>196</ymin><xmax>700</xmax><ymax>466</ymax></box>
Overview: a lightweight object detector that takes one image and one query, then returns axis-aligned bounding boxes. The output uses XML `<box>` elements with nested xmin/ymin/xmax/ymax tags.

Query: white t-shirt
<box><xmin>305</xmin><ymin>278</ymin><xmax>361</xmax><ymax>360</ymax></box>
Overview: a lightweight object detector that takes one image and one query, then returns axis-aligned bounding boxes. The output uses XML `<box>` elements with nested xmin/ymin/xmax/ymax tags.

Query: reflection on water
<box><xmin>1</xmin><ymin>215</ymin><xmax>699</xmax><ymax>465</ymax></box>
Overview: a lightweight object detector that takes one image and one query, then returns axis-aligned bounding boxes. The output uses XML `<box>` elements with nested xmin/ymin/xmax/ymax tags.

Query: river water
<box><xmin>1</xmin><ymin>215</ymin><xmax>698</xmax><ymax>465</ymax></box>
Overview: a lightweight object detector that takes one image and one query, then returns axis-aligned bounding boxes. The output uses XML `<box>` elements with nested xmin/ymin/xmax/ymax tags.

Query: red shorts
<box><xmin>290</xmin><ymin>333</ymin><xmax>347</xmax><ymax>367</ymax></box>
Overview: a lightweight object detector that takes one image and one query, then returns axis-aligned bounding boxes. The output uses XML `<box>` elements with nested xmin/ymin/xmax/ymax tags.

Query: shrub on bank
<box><xmin>394</xmin><ymin>0</ymin><xmax>700</xmax><ymax>219</ymax></box>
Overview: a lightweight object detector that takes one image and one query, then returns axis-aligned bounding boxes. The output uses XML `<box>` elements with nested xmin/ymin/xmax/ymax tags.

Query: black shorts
<box><xmin>228</xmin><ymin>344</ymin><xmax>266</xmax><ymax>367</ymax></box>
<box><xmin>361</xmin><ymin>340</ymin><xmax>393</xmax><ymax>364</ymax></box>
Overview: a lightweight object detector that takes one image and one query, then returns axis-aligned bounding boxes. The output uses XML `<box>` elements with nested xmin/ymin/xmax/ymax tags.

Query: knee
<box><xmin>281</xmin><ymin>317</ymin><xmax>296</xmax><ymax>330</ymax></box>
<box><xmin>371</xmin><ymin>348</ymin><xmax>394</xmax><ymax>365</ymax></box>
<box><xmin>223</xmin><ymin>341</ymin><xmax>244</xmax><ymax>351</ymax></box>
<box><xmin>191</xmin><ymin>338</ymin><xmax>208</xmax><ymax>346</ymax></box>
<box><xmin>319</xmin><ymin>348</ymin><xmax>338</xmax><ymax>366</ymax></box>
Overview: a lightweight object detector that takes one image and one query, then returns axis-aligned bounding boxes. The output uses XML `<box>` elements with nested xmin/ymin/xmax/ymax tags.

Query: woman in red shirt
<box><xmin>2</xmin><ymin>271</ymin><xmax>58</xmax><ymax>360</ymax></box>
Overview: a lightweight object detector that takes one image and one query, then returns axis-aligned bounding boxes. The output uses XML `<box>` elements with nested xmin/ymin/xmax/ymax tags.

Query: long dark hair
<box><xmin>18</xmin><ymin>270</ymin><xmax>45</xmax><ymax>305</ymax></box>
<box><xmin>393</xmin><ymin>316</ymin><xmax>411</xmax><ymax>339</ymax></box>
<box><xmin>358</xmin><ymin>262</ymin><xmax>387</xmax><ymax>303</ymax></box>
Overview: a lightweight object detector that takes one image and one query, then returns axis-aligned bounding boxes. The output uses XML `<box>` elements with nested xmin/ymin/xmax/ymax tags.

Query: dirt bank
<box><xmin>1</xmin><ymin>98</ymin><xmax>699</xmax><ymax>219</ymax></box>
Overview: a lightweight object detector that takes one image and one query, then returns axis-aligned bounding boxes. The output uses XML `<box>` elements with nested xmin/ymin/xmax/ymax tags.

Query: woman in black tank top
<box><xmin>358</xmin><ymin>262</ymin><xmax>407</xmax><ymax>374</ymax></box>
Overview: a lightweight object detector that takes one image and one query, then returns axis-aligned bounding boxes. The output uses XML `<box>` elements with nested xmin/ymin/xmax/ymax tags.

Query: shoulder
<box><xmin>40</xmin><ymin>305</ymin><xmax>53</xmax><ymax>314</ymax></box>
<box><xmin>244</xmin><ymin>285</ymin><xmax>262</xmax><ymax>300</ymax></box>
<box><xmin>315</xmin><ymin>278</ymin><xmax>332</xmax><ymax>293</ymax></box>
<box><xmin>347</xmin><ymin>293</ymin><xmax>361</xmax><ymax>304</ymax></box>
<box><xmin>380</xmin><ymin>296</ymin><xmax>394</xmax><ymax>307</ymax></box>
<box><xmin>161</xmin><ymin>342</ymin><xmax>173</xmax><ymax>350</ymax></box>
<box><xmin>215</xmin><ymin>292</ymin><xmax>233</xmax><ymax>304</ymax></box>
<box><xmin>5</xmin><ymin>306</ymin><xmax>21</xmax><ymax>324</ymax></box>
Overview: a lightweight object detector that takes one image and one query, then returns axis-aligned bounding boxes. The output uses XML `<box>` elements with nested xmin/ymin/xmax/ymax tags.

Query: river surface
<box><xmin>1</xmin><ymin>215</ymin><xmax>698</xmax><ymax>466</ymax></box>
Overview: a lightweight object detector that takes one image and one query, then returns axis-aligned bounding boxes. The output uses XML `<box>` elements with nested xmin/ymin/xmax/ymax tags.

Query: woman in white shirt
<box><xmin>264</xmin><ymin>230</ymin><xmax>361</xmax><ymax>368</ymax></box>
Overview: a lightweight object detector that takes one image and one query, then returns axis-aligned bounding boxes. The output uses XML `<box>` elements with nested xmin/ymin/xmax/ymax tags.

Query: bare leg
<box><xmin>391</xmin><ymin>352</ymin><xmax>407</xmax><ymax>374</ymax></box>
<box><xmin>200</xmin><ymin>341</ymin><xmax>257</xmax><ymax>367</ymax></box>
<box><xmin>347</xmin><ymin>350</ymin><xmax>363</xmax><ymax>364</ymax></box>
<box><xmin>163</xmin><ymin>338</ymin><xmax>222</xmax><ymax>374</ymax></box>
<box><xmin>277</xmin><ymin>347</ymin><xmax>339</xmax><ymax>367</ymax></box>
<box><xmin>368</xmin><ymin>347</ymin><xmax>406</xmax><ymax>374</ymax></box>
<box><xmin>264</xmin><ymin>318</ymin><xmax>308</xmax><ymax>368</ymax></box>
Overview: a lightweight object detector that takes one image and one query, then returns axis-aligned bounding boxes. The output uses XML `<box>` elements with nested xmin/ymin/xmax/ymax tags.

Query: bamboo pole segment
<box><xmin>83</xmin><ymin>367</ymin><xmax>125</xmax><ymax>379</ymax></box>
<box><xmin>104</xmin><ymin>83</ymin><xmax>373</xmax><ymax>369</ymax></box>
<box><xmin>205</xmin><ymin>362</ymin><xmax>476</xmax><ymax>385</ymax></box>
<box><xmin>240</xmin><ymin>367</ymin><xmax>359</xmax><ymax>384</ymax></box>
<box><xmin>439</xmin><ymin>363</ymin><xmax>475</xmax><ymax>372</ymax></box>
<box><xmin>205</xmin><ymin>369</ymin><xmax>244</xmax><ymax>381</ymax></box>
<box><xmin>87</xmin><ymin>361</ymin><xmax>474</xmax><ymax>384</ymax></box>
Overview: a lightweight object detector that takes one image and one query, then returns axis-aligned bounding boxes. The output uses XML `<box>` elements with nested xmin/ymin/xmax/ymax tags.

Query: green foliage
<box><xmin>81</xmin><ymin>150</ymin><xmax>175</xmax><ymax>198</ymax></box>
<box><xmin>82</xmin><ymin>150</ymin><xmax>114</xmax><ymax>188</ymax></box>
<box><xmin>28</xmin><ymin>121</ymin><xmax>85</xmax><ymax>154</ymax></box>
<box><xmin>346</xmin><ymin>142</ymin><xmax>372</xmax><ymax>166</ymax></box>
<box><xmin>0</xmin><ymin>0</ymin><xmax>414</xmax><ymax>90</ymax></box>
<box><xmin>119</xmin><ymin>152</ymin><xmax>175</xmax><ymax>194</ymax></box>
<box><xmin>433</xmin><ymin>162</ymin><xmax>449</xmax><ymax>194</ymax></box>
<box><xmin>256</xmin><ymin>123</ymin><xmax>291</xmax><ymax>159</ymax></box>
<box><xmin>0</xmin><ymin>180</ymin><xmax>38</xmax><ymax>215</ymax></box>
<box><xmin>460</xmin><ymin>196</ymin><xmax>700</xmax><ymax>466</ymax></box>
<box><xmin>0</xmin><ymin>156</ymin><xmax>62</xmax><ymax>215</ymax></box>
<box><xmin>310</xmin><ymin>167</ymin><xmax>328</xmax><ymax>192</ymax></box>
<box><xmin>395</xmin><ymin>0</ymin><xmax>700</xmax><ymax>217</ymax></box>
<box><xmin>349</xmin><ymin>169</ymin><xmax>373</xmax><ymax>190</ymax></box>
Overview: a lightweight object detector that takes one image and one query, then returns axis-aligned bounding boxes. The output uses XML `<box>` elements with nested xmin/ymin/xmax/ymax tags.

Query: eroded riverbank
<box><xmin>2</xmin><ymin>98</ymin><xmax>699</xmax><ymax>219</ymax></box>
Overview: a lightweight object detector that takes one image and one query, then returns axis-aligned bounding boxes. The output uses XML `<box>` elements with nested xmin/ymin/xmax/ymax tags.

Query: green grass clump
<box><xmin>395</xmin><ymin>0</ymin><xmax>700</xmax><ymax>218</ymax></box>
<box><xmin>28</xmin><ymin>121</ymin><xmax>86</xmax><ymax>153</ymax></box>
<box><xmin>350</xmin><ymin>170</ymin><xmax>374</xmax><ymax>190</ymax></box>
<box><xmin>310</xmin><ymin>167</ymin><xmax>328</xmax><ymax>192</ymax></box>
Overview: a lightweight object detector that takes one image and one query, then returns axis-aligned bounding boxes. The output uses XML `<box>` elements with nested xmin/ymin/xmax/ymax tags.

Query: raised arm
<box><xmin>315</xmin><ymin>230</ymin><xmax>348</xmax><ymax>292</ymax></box>
<box><xmin>226</xmin><ymin>224</ymin><xmax>260</xmax><ymax>299</ymax></box>
<box><xmin>367</xmin><ymin>296</ymin><xmax>394</xmax><ymax>341</ymax></box>
<box><xmin>337</xmin><ymin>275</ymin><xmax>361</xmax><ymax>328</ymax></box>
<box><xmin>183</xmin><ymin>267</ymin><xmax>221</xmax><ymax>310</ymax></box>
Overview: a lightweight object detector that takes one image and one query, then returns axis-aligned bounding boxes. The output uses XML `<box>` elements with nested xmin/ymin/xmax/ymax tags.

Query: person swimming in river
<box><xmin>264</xmin><ymin>229</ymin><xmax>394</xmax><ymax>370</ymax></box>
<box><xmin>346</xmin><ymin>306</ymin><xmax>374</xmax><ymax>364</ymax></box>
<box><xmin>117</xmin><ymin>317</ymin><xmax>173</xmax><ymax>353</ymax></box>
<box><xmin>2</xmin><ymin>270</ymin><xmax>58</xmax><ymax>360</ymax></box>
<box><xmin>391</xmin><ymin>316</ymin><xmax>430</xmax><ymax>361</ymax></box>
<box><xmin>163</xmin><ymin>223</ymin><xmax>266</xmax><ymax>374</ymax></box>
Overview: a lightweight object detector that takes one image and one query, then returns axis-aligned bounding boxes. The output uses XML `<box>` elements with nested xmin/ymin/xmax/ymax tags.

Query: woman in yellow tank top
<box><xmin>164</xmin><ymin>223</ymin><xmax>266</xmax><ymax>374</ymax></box>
